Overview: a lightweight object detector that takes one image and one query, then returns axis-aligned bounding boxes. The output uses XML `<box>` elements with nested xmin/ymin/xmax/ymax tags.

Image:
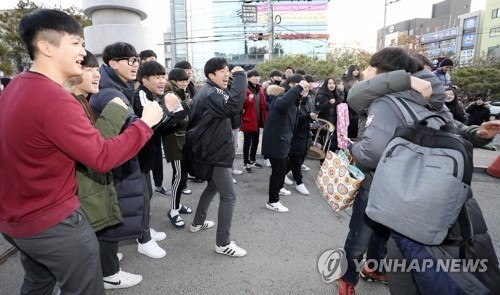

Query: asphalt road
<box><xmin>1</xmin><ymin>155</ymin><xmax>499</xmax><ymax>295</ymax></box>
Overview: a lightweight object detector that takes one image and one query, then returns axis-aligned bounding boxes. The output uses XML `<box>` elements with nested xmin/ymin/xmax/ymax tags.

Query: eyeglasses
<box><xmin>113</xmin><ymin>57</ymin><xmax>140</xmax><ymax>66</ymax></box>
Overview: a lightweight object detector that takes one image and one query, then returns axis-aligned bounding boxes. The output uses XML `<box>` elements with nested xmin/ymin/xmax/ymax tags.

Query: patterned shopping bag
<box><xmin>315</xmin><ymin>150</ymin><xmax>365</xmax><ymax>212</ymax></box>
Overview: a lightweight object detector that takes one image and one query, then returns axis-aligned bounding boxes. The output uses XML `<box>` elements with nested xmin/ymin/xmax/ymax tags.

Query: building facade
<box><xmin>168</xmin><ymin>0</ymin><xmax>330</xmax><ymax>69</ymax></box>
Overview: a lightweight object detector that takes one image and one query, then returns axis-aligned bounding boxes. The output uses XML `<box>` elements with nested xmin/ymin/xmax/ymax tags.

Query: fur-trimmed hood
<box><xmin>266</xmin><ymin>85</ymin><xmax>285</xmax><ymax>97</ymax></box>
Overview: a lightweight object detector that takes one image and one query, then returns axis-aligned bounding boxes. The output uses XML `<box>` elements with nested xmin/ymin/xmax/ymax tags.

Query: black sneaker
<box><xmin>187</xmin><ymin>174</ymin><xmax>204</xmax><ymax>183</ymax></box>
<box><xmin>249</xmin><ymin>161</ymin><xmax>263</xmax><ymax>168</ymax></box>
<box><xmin>244</xmin><ymin>164</ymin><xmax>252</xmax><ymax>173</ymax></box>
<box><xmin>154</xmin><ymin>186</ymin><xmax>171</xmax><ymax>196</ymax></box>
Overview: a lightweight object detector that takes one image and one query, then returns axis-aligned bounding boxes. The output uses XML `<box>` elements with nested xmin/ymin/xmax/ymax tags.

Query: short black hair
<box><xmin>102</xmin><ymin>42</ymin><xmax>138</xmax><ymax>66</ymax></box>
<box><xmin>168</xmin><ymin>68</ymin><xmax>189</xmax><ymax>81</ymax></box>
<box><xmin>304</xmin><ymin>74</ymin><xmax>314</xmax><ymax>83</ymax></box>
<box><xmin>410</xmin><ymin>52</ymin><xmax>433</xmax><ymax>71</ymax></box>
<box><xmin>228</xmin><ymin>64</ymin><xmax>235</xmax><ymax>71</ymax></box>
<box><xmin>137</xmin><ymin>61</ymin><xmax>166</xmax><ymax>83</ymax></box>
<box><xmin>18</xmin><ymin>9</ymin><xmax>83</xmax><ymax>60</ymax></box>
<box><xmin>204</xmin><ymin>57</ymin><xmax>228</xmax><ymax>79</ymax></box>
<box><xmin>285</xmin><ymin>66</ymin><xmax>294</xmax><ymax>72</ymax></box>
<box><xmin>81</xmin><ymin>50</ymin><xmax>99</xmax><ymax>68</ymax></box>
<box><xmin>269</xmin><ymin>70</ymin><xmax>282</xmax><ymax>77</ymax></box>
<box><xmin>174</xmin><ymin>60</ymin><xmax>192</xmax><ymax>70</ymax></box>
<box><xmin>247</xmin><ymin>70</ymin><xmax>260</xmax><ymax>78</ymax></box>
<box><xmin>139</xmin><ymin>49</ymin><xmax>157</xmax><ymax>60</ymax></box>
<box><xmin>369</xmin><ymin>47</ymin><xmax>418</xmax><ymax>74</ymax></box>
<box><xmin>295</xmin><ymin>68</ymin><xmax>306</xmax><ymax>76</ymax></box>
<box><xmin>285</xmin><ymin>73</ymin><xmax>304</xmax><ymax>85</ymax></box>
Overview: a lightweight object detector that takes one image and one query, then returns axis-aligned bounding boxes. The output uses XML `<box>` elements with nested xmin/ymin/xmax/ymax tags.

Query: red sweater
<box><xmin>0</xmin><ymin>72</ymin><xmax>153</xmax><ymax>238</ymax></box>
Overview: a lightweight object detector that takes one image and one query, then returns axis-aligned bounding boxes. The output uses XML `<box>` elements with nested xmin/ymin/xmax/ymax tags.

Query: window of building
<box><xmin>492</xmin><ymin>8</ymin><xmax>499</xmax><ymax>19</ymax></box>
<box><xmin>490</xmin><ymin>27</ymin><xmax>500</xmax><ymax>37</ymax></box>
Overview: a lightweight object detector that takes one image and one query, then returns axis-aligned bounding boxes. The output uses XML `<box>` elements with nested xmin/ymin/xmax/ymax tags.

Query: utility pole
<box><xmin>267</xmin><ymin>0</ymin><xmax>273</xmax><ymax>60</ymax></box>
<box><xmin>382</xmin><ymin>0</ymin><xmax>401</xmax><ymax>49</ymax></box>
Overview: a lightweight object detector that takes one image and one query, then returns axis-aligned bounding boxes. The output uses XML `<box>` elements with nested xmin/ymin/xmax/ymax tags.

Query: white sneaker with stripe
<box><xmin>189</xmin><ymin>221</ymin><xmax>215</xmax><ymax>233</ymax></box>
<box><xmin>215</xmin><ymin>241</ymin><xmax>247</xmax><ymax>257</ymax></box>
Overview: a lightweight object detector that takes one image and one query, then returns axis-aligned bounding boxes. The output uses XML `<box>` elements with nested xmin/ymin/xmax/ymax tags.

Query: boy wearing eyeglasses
<box><xmin>90</xmin><ymin>43</ymin><xmax>181</xmax><ymax>265</ymax></box>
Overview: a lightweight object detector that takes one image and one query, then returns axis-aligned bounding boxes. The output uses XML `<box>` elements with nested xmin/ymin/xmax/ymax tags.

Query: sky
<box><xmin>0</xmin><ymin>0</ymin><xmax>487</xmax><ymax>52</ymax></box>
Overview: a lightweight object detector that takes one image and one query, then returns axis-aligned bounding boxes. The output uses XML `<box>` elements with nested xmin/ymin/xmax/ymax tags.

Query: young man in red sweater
<box><xmin>0</xmin><ymin>9</ymin><xmax>164</xmax><ymax>294</ymax></box>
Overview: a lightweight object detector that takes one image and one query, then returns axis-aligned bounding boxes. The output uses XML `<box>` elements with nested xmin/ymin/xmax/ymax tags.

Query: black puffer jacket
<box><xmin>261</xmin><ymin>84</ymin><xmax>303</xmax><ymax>158</ymax></box>
<box><xmin>184</xmin><ymin>71</ymin><xmax>246</xmax><ymax>167</ymax></box>
<box><xmin>89</xmin><ymin>65</ymin><xmax>144</xmax><ymax>242</ymax></box>
<box><xmin>290</xmin><ymin>99</ymin><xmax>313</xmax><ymax>156</ymax></box>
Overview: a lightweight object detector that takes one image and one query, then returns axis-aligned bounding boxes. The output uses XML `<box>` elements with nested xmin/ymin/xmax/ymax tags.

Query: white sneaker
<box><xmin>182</xmin><ymin>187</ymin><xmax>192</xmax><ymax>194</ymax></box>
<box><xmin>150</xmin><ymin>228</ymin><xmax>166</xmax><ymax>242</ymax></box>
<box><xmin>233</xmin><ymin>178</ymin><xmax>237</xmax><ymax>184</ymax></box>
<box><xmin>231</xmin><ymin>168</ymin><xmax>243</xmax><ymax>175</ymax></box>
<box><xmin>284</xmin><ymin>175</ymin><xmax>293</xmax><ymax>185</ymax></box>
<box><xmin>137</xmin><ymin>239</ymin><xmax>166</xmax><ymax>259</ymax></box>
<box><xmin>301</xmin><ymin>164</ymin><xmax>311</xmax><ymax>171</ymax></box>
<box><xmin>215</xmin><ymin>241</ymin><xmax>247</xmax><ymax>257</ymax></box>
<box><xmin>117</xmin><ymin>253</ymin><xmax>123</xmax><ymax>261</ymax></box>
<box><xmin>190</xmin><ymin>221</ymin><xmax>215</xmax><ymax>233</ymax></box>
<box><xmin>279</xmin><ymin>188</ymin><xmax>291</xmax><ymax>196</ymax></box>
<box><xmin>266</xmin><ymin>201</ymin><xmax>289</xmax><ymax>213</ymax></box>
<box><xmin>103</xmin><ymin>269</ymin><xmax>142</xmax><ymax>289</ymax></box>
<box><xmin>264</xmin><ymin>159</ymin><xmax>271</xmax><ymax>167</ymax></box>
<box><xmin>295</xmin><ymin>183</ymin><xmax>310</xmax><ymax>195</ymax></box>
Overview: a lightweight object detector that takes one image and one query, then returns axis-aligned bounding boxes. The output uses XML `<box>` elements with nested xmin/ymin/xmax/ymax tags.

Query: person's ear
<box><xmin>108</xmin><ymin>59</ymin><xmax>119</xmax><ymax>70</ymax></box>
<box><xmin>208</xmin><ymin>73</ymin><xmax>215</xmax><ymax>81</ymax></box>
<box><xmin>36</xmin><ymin>40</ymin><xmax>53</xmax><ymax>57</ymax></box>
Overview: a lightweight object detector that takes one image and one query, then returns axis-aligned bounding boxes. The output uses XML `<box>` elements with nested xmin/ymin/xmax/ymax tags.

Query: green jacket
<box><xmin>74</xmin><ymin>95</ymin><xmax>128</xmax><ymax>231</ymax></box>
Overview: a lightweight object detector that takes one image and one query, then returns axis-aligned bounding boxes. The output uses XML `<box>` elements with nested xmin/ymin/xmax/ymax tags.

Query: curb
<box><xmin>0</xmin><ymin>247</ymin><xmax>18</xmax><ymax>266</ymax></box>
<box><xmin>473</xmin><ymin>166</ymin><xmax>488</xmax><ymax>173</ymax></box>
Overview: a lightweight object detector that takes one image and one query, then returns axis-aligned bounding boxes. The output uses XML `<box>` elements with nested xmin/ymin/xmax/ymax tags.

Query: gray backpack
<box><xmin>366</xmin><ymin>95</ymin><xmax>473</xmax><ymax>245</ymax></box>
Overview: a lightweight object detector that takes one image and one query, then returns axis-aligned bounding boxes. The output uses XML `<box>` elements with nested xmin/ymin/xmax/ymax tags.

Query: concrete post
<box><xmin>82</xmin><ymin>0</ymin><xmax>153</xmax><ymax>58</ymax></box>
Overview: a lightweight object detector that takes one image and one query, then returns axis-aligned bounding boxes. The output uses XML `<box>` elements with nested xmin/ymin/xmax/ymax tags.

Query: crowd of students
<box><xmin>1</xmin><ymin>8</ymin><xmax>500</xmax><ymax>295</ymax></box>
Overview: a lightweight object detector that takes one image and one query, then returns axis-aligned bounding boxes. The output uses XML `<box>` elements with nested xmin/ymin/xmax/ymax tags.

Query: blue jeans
<box><xmin>342</xmin><ymin>187</ymin><xmax>390</xmax><ymax>286</ymax></box>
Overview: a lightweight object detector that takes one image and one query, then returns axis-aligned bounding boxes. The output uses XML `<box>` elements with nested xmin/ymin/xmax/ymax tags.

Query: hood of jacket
<box><xmin>390</xmin><ymin>70</ymin><xmax>446</xmax><ymax>111</ymax></box>
<box><xmin>98</xmin><ymin>65</ymin><xmax>135</xmax><ymax>103</ymax></box>
<box><xmin>266</xmin><ymin>85</ymin><xmax>285</xmax><ymax>97</ymax></box>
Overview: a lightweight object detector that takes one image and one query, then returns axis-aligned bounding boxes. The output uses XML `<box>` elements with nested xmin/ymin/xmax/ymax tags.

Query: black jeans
<box><xmin>243</xmin><ymin>131</ymin><xmax>260</xmax><ymax>164</ymax></box>
<box><xmin>341</xmin><ymin>188</ymin><xmax>390</xmax><ymax>286</ymax></box>
<box><xmin>268</xmin><ymin>157</ymin><xmax>287</xmax><ymax>203</ymax></box>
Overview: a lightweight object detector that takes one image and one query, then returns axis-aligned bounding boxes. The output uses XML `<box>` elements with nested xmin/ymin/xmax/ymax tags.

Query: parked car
<box><xmin>488</xmin><ymin>101</ymin><xmax>500</xmax><ymax>119</ymax></box>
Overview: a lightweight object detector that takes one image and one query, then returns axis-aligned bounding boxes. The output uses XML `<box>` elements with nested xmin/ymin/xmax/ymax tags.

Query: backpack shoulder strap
<box><xmin>383</xmin><ymin>94</ymin><xmax>420</xmax><ymax>125</ymax></box>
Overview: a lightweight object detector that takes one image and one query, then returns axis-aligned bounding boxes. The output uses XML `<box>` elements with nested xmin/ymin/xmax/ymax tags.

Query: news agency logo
<box><xmin>317</xmin><ymin>248</ymin><xmax>489</xmax><ymax>283</ymax></box>
<box><xmin>317</xmin><ymin>248</ymin><xmax>348</xmax><ymax>283</ymax></box>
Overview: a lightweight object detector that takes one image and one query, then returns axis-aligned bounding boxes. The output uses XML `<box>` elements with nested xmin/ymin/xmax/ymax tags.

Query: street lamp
<box><xmin>382</xmin><ymin>0</ymin><xmax>401</xmax><ymax>48</ymax></box>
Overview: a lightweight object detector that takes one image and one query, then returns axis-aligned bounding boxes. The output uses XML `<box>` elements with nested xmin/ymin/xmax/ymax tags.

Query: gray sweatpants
<box><xmin>193</xmin><ymin>166</ymin><xmax>236</xmax><ymax>246</ymax></box>
<box><xmin>3</xmin><ymin>209</ymin><xmax>104</xmax><ymax>295</ymax></box>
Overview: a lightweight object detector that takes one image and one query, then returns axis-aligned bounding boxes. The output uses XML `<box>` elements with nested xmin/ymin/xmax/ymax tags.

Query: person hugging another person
<box><xmin>242</xmin><ymin>70</ymin><xmax>267</xmax><ymax>173</ymax></box>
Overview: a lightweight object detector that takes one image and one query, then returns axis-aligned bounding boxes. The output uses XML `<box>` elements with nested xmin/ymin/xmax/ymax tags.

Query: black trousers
<box><xmin>268</xmin><ymin>157</ymin><xmax>287</xmax><ymax>203</ymax></box>
<box><xmin>98</xmin><ymin>240</ymin><xmax>119</xmax><ymax>277</ymax></box>
<box><xmin>152</xmin><ymin>151</ymin><xmax>163</xmax><ymax>187</ymax></box>
<box><xmin>243</xmin><ymin>131</ymin><xmax>260</xmax><ymax>164</ymax></box>
<box><xmin>287</xmin><ymin>154</ymin><xmax>304</xmax><ymax>185</ymax></box>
